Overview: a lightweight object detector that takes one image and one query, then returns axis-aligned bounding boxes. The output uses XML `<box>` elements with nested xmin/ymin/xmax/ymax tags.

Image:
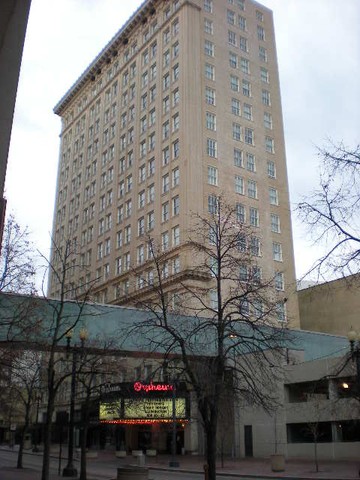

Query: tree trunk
<box><xmin>205</xmin><ymin>419</ymin><xmax>217</xmax><ymax>480</ymax></box>
<box><xmin>41</xmin><ymin>392</ymin><xmax>55</xmax><ymax>480</ymax></box>
<box><xmin>17</xmin><ymin>428</ymin><xmax>24</xmax><ymax>468</ymax></box>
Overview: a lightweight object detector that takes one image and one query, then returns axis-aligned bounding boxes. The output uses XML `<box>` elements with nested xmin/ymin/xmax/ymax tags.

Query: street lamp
<box><xmin>62</xmin><ymin>328</ymin><xmax>88</xmax><ymax>478</ymax></box>
<box><xmin>347</xmin><ymin>329</ymin><xmax>360</xmax><ymax>392</ymax></box>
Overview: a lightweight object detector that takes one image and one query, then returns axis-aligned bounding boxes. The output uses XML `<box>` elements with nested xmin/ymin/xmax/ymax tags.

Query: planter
<box><xmin>116</xmin><ymin>450</ymin><xmax>127</xmax><ymax>458</ymax></box>
<box><xmin>117</xmin><ymin>466</ymin><xmax>149</xmax><ymax>480</ymax></box>
<box><xmin>270</xmin><ymin>454</ymin><xmax>285</xmax><ymax>472</ymax></box>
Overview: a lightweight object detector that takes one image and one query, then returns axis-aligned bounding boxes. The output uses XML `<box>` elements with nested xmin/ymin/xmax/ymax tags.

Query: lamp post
<box><xmin>63</xmin><ymin>328</ymin><xmax>88</xmax><ymax>478</ymax></box>
<box><xmin>347</xmin><ymin>329</ymin><xmax>360</xmax><ymax>393</ymax></box>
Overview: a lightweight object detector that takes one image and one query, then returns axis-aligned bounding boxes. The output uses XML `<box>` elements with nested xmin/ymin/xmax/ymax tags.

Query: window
<box><xmin>173</xmin><ymin>257</ymin><xmax>180</xmax><ymax>275</ymax></box>
<box><xmin>239</xmin><ymin>265</ymin><xmax>248</xmax><ymax>282</ymax></box>
<box><xmin>233</xmin><ymin>123</ymin><xmax>242</xmax><ymax>141</ymax></box>
<box><xmin>206</xmin><ymin>112</ymin><xmax>216</xmax><ymax>130</ymax></box>
<box><xmin>209</xmin><ymin>290</ymin><xmax>218</xmax><ymax>310</ymax></box>
<box><xmin>208</xmin><ymin>194</ymin><xmax>218</xmax><ymax>214</ymax></box>
<box><xmin>205</xmin><ymin>63</ymin><xmax>215</xmax><ymax>80</ymax></box>
<box><xmin>259</xmin><ymin>46</ymin><xmax>267</xmax><ymax>62</ymax></box>
<box><xmin>230</xmin><ymin>75</ymin><xmax>239</xmax><ymax>92</ymax></box>
<box><xmin>172</xmin><ymin>167</ymin><xmax>180</xmax><ymax>186</ymax></box>
<box><xmin>147</xmin><ymin>211</ymin><xmax>155</xmax><ymax>231</ymax></box>
<box><xmin>148</xmin><ymin>184</ymin><xmax>155</xmax><ymax>203</ymax></box>
<box><xmin>162</xmin><ymin>173</ymin><xmax>170</xmax><ymax>193</ymax></box>
<box><xmin>116</xmin><ymin>230</ymin><xmax>122</xmax><ymax>248</ymax></box>
<box><xmin>227</xmin><ymin>9</ymin><xmax>235</xmax><ymax>24</ymax></box>
<box><xmin>262</xmin><ymin>89</ymin><xmax>271</xmax><ymax>106</ymax></box>
<box><xmin>148</xmin><ymin>157</ymin><xmax>155</xmax><ymax>176</ymax></box>
<box><xmin>163</xmin><ymin>28</ymin><xmax>170</xmax><ymax>44</ymax></box>
<box><xmin>163</xmin><ymin>73</ymin><xmax>170</xmax><ymax>90</ymax></box>
<box><xmin>163</xmin><ymin>120</ymin><xmax>170</xmax><ymax>139</ymax></box>
<box><xmin>235</xmin><ymin>175</ymin><xmax>244</xmax><ymax>194</ymax></box>
<box><xmin>124</xmin><ymin>252</ymin><xmax>131</xmax><ymax>271</ymax></box>
<box><xmin>249</xmin><ymin>207</ymin><xmax>259</xmax><ymax>227</ymax></box>
<box><xmin>105</xmin><ymin>238</ymin><xmax>111</xmax><ymax>256</ymax></box>
<box><xmin>256</xmin><ymin>10</ymin><xmax>264</xmax><ymax>22</ymax></box>
<box><xmin>244</xmin><ymin>127</ymin><xmax>254</xmax><ymax>145</ymax></box>
<box><xmin>163</xmin><ymin>96</ymin><xmax>170</xmax><ymax>114</ymax></box>
<box><xmin>273</xmin><ymin>242</ymin><xmax>283</xmax><ymax>261</ymax></box>
<box><xmin>260</xmin><ymin>67</ymin><xmax>269</xmax><ymax>83</ymax></box>
<box><xmin>172</xmin><ymin>113</ymin><xmax>179</xmax><ymax>131</ymax></box>
<box><xmin>237</xmin><ymin>0</ymin><xmax>245</xmax><ymax>11</ymax></box>
<box><xmin>238</xmin><ymin>15</ymin><xmax>246</xmax><ymax>31</ymax></box>
<box><xmin>269</xmin><ymin>187</ymin><xmax>279</xmax><ymax>205</ymax></box>
<box><xmin>248</xmin><ymin>179</ymin><xmax>257</xmax><ymax>198</ymax></box>
<box><xmin>124</xmin><ymin>225</ymin><xmax>131</xmax><ymax>244</ymax></box>
<box><xmin>163</xmin><ymin>147</ymin><xmax>170</xmax><ymax>166</ymax></box>
<box><xmin>163</xmin><ymin>50</ymin><xmax>170</xmax><ymax>68</ymax></box>
<box><xmin>276</xmin><ymin>302</ymin><xmax>287</xmax><ymax>322</ymax></box>
<box><xmin>139</xmin><ymin>164</ymin><xmax>146</xmax><ymax>183</ymax></box>
<box><xmin>172</xmin><ymin>195</ymin><xmax>180</xmax><ymax>215</ymax></box>
<box><xmin>172</xmin><ymin>63</ymin><xmax>179</xmax><ymax>81</ymax></box>
<box><xmin>137</xmin><ymin>245</ymin><xmax>145</xmax><ymax>266</ymax></box>
<box><xmin>205</xmin><ymin>40</ymin><xmax>214</xmax><ymax>56</ymax></box>
<box><xmin>246</xmin><ymin>153</ymin><xmax>255</xmax><ymax>172</ymax></box>
<box><xmin>125</xmin><ymin>199</ymin><xmax>132</xmax><ymax>217</ymax></box>
<box><xmin>242</xmin><ymin>80</ymin><xmax>251</xmax><ymax>97</ymax></box>
<box><xmin>229</xmin><ymin>52</ymin><xmax>238</xmax><ymax>69</ymax></box>
<box><xmin>236</xmin><ymin>203</ymin><xmax>245</xmax><ymax>223</ymax></box>
<box><xmin>234</xmin><ymin>148</ymin><xmax>243</xmax><ymax>167</ymax></box>
<box><xmin>240</xmin><ymin>57</ymin><xmax>250</xmax><ymax>74</ymax></box>
<box><xmin>116</xmin><ymin>257</ymin><xmax>122</xmax><ymax>275</ymax></box>
<box><xmin>117</xmin><ymin>205</ymin><xmax>123</xmax><ymax>223</ymax></box>
<box><xmin>162</xmin><ymin>202</ymin><xmax>169</xmax><ymax>222</ymax></box>
<box><xmin>231</xmin><ymin>98</ymin><xmax>240</xmax><ymax>116</ymax></box>
<box><xmin>228</xmin><ymin>30</ymin><xmax>237</xmax><ymax>46</ymax></box>
<box><xmin>172</xmin><ymin>225</ymin><xmax>180</xmax><ymax>246</ymax></box>
<box><xmin>138</xmin><ymin>217</ymin><xmax>145</xmax><ymax>237</ymax></box>
<box><xmin>265</xmin><ymin>136</ymin><xmax>275</xmax><ymax>153</ymax></box>
<box><xmin>204</xmin><ymin>18</ymin><xmax>213</xmax><ymax>34</ymax></box>
<box><xmin>264</xmin><ymin>112</ymin><xmax>273</xmax><ymax>129</ymax></box>
<box><xmin>243</xmin><ymin>103</ymin><xmax>252</xmax><ymax>121</ymax></box>
<box><xmin>138</xmin><ymin>190</ymin><xmax>145</xmax><ymax>209</ymax></box>
<box><xmin>204</xmin><ymin>0</ymin><xmax>213</xmax><ymax>13</ymax></box>
<box><xmin>275</xmin><ymin>272</ymin><xmax>284</xmax><ymax>291</ymax></box>
<box><xmin>267</xmin><ymin>160</ymin><xmax>276</xmax><ymax>178</ymax></box>
<box><xmin>162</xmin><ymin>231</ymin><xmax>169</xmax><ymax>251</ymax></box>
<box><xmin>205</xmin><ymin>87</ymin><xmax>216</xmax><ymax>105</ymax></box>
<box><xmin>173</xmin><ymin>88</ymin><xmax>180</xmax><ymax>106</ymax></box>
<box><xmin>239</xmin><ymin>36</ymin><xmax>248</xmax><ymax>52</ymax></box>
<box><xmin>208</xmin><ymin>166</ymin><xmax>218</xmax><ymax>185</ymax></box>
<box><xmin>207</xmin><ymin>138</ymin><xmax>217</xmax><ymax>158</ymax></box>
<box><xmin>257</xmin><ymin>25</ymin><xmax>265</xmax><ymax>41</ymax></box>
<box><xmin>271</xmin><ymin>213</ymin><xmax>280</xmax><ymax>233</ymax></box>
<box><xmin>172</xmin><ymin>18</ymin><xmax>179</xmax><ymax>35</ymax></box>
<box><xmin>173</xmin><ymin>139</ymin><xmax>180</xmax><ymax>158</ymax></box>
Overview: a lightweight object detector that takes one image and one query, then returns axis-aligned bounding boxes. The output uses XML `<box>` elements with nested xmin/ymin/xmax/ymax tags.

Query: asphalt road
<box><xmin>0</xmin><ymin>449</ymin><xmax>258</xmax><ymax>480</ymax></box>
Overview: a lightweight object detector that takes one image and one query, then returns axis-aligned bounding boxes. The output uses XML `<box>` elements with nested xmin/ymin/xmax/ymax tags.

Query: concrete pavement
<box><xmin>0</xmin><ymin>446</ymin><xmax>359</xmax><ymax>480</ymax></box>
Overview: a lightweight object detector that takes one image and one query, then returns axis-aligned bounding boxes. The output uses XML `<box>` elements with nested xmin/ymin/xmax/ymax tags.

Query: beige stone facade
<box><xmin>49</xmin><ymin>0</ymin><xmax>299</xmax><ymax>327</ymax></box>
<box><xmin>299</xmin><ymin>275</ymin><xmax>360</xmax><ymax>336</ymax></box>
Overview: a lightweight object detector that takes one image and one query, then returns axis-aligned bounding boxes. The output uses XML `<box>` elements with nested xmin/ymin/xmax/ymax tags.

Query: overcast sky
<box><xmin>5</xmin><ymin>0</ymin><xmax>360</xmax><ymax>281</ymax></box>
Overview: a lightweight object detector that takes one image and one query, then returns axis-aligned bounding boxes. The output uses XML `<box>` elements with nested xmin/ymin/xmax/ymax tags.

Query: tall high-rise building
<box><xmin>49</xmin><ymin>0</ymin><xmax>299</xmax><ymax>326</ymax></box>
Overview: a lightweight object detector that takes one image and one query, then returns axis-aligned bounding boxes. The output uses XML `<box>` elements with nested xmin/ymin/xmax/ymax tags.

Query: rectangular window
<box><xmin>227</xmin><ymin>9</ymin><xmax>235</xmax><ymax>24</ymax></box>
<box><xmin>265</xmin><ymin>136</ymin><xmax>275</xmax><ymax>153</ymax></box>
<box><xmin>275</xmin><ymin>272</ymin><xmax>284</xmax><ymax>291</ymax></box>
<box><xmin>262</xmin><ymin>89</ymin><xmax>271</xmax><ymax>106</ymax></box>
<box><xmin>229</xmin><ymin>52</ymin><xmax>238</xmax><ymax>68</ymax></box>
<box><xmin>162</xmin><ymin>173</ymin><xmax>170</xmax><ymax>193</ymax></box>
<box><xmin>230</xmin><ymin>75</ymin><xmax>239</xmax><ymax>92</ymax></box>
<box><xmin>228</xmin><ymin>30</ymin><xmax>237</xmax><ymax>46</ymax></box>
<box><xmin>260</xmin><ymin>67</ymin><xmax>269</xmax><ymax>83</ymax></box>
<box><xmin>249</xmin><ymin>207</ymin><xmax>259</xmax><ymax>227</ymax></box>
<box><xmin>240</xmin><ymin>57</ymin><xmax>250</xmax><ymax>74</ymax></box>
<box><xmin>172</xmin><ymin>225</ymin><xmax>180</xmax><ymax>246</ymax></box>
<box><xmin>243</xmin><ymin>103</ymin><xmax>252</xmax><ymax>120</ymax></box>
<box><xmin>204</xmin><ymin>18</ymin><xmax>213</xmax><ymax>34</ymax></box>
<box><xmin>264</xmin><ymin>112</ymin><xmax>273</xmax><ymax>129</ymax></box>
<box><xmin>269</xmin><ymin>187</ymin><xmax>279</xmax><ymax>205</ymax></box>
<box><xmin>172</xmin><ymin>167</ymin><xmax>180</xmax><ymax>187</ymax></box>
<box><xmin>204</xmin><ymin>0</ymin><xmax>213</xmax><ymax>13</ymax></box>
<box><xmin>138</xmin><ymin>190</ymin><xmax>145</xmax><ymax>209</ymax></box>
<box><xmin>257</xmin><ymin>25</ymin><xmax>265</xmax><ymax>41</ymax></box>
<box><xmin>248</xmin><ymin>179</ymin><xmax>257</xmax><ymax>198</ymax></box>
<box><xmin>205</xmin><ymin>87</ymin><xmax>216</xmax><ymax>105</ymax></box>
<box><xmin>238</xmin><ymin>15</ymin><xmax>246</xmax><ymax>31</ymax></box>
<box><xmin>208</xmin><ymin>194</ymin><xmax>218</xmax><ymax>214</ymax></box>
<box><xmin>250</xmin><ymin>237</ymin><xmax>261</xmax><ymax>256</ymax></box>
<box><xmin>205</xmin><ymin>40</ymin><xmax>214</xmax><ymax>56</ymax></box>
<box><xmin>162</xmin><ymin>202</ymin><xmax>169</xmax><ymax>222</ymax></box>
<box><xmin>207</xmin><ymin>138</ymin><xmax>217</xmax><ymax>158</ymax></box>
<box><xmin>206</xmin><ymin>112</ymin><xmax>216</xmax><ymax>130</ymax></box>
<box><xmin>267</xmin><ymin>160</ymin><xmax>276</xmax><ymax>178</ymax></box>
<box><xmin>259</xmin><ymin>46</ymin><xmax>267</xmax><ymax>62</ymax></box>
<box><xmin>172</xmin><ymin>196</ymin><xmax>180</xmax><ymax>216</ymax></box>
<box><xmin>244</xmin><ymin>127</ymin><xmax>254</xmax><ymax>145</ymax></box>
<box><xmin>147</xmin><ymin>211</ymin><xmax>155</xmax><ymax>231</ymax></box>
<box><xmin>231</xmin><ymin>98</ymin><xmax>241</xmax><ymax>116</ymax></box>
<box><xmin>173</xmin><ymin>139</ymin><xmax>180</xmax><ymax>158</ymax></box>
<box><xmin>235</xmin><ymin>175</ymin><xmax>244</xmax><ymax>194</ymax></box>
<box><xmin>273</xmin><ymin>242</ymin><xmax>283</xmax><ymax>261</ymax></box>
<box><xmin>208</xmin><ymin>166</ymin><xmax>218</xmax><ymax>186</ymax></box>
<box><xmin>233</xmin><ymin>123</ymin><xmax>242</xmax><ymax>141</ymax></box>
<box><xmin>205</xmin><ymin>63</ymin><xmax>215</xmax><ymax>80</ymax></box>
<box><xmin>162</xmin><ymin>231</ymin><xmax>169</xmax><ymax>251</ymax></box>
<box><xmin>236</xmin><ymin>203</ymin><xmax>245</xmax><ymax>223</ymax></box>
<box><xmin>246</xmin><ymin>153</ymin><xmax>255</xmax><ymax>172</ymax></box>
<box><xmin>234</xmin><ymin>148</ymin><xmax>243</xmax><ymax>167</ymax></box>
<box><xmin>271</xmin><ymin>213</ymin><xmax>280</xmax><ymax>233</ymax></box>
<box><xmin>239</xmin><ymin>36</ymin><xmax>248</xmax><ymax>52</ymax></box>
<box><xmin>242</xmin><ymin>80</ymin><xmax>251</xmax><ymax>97</ymax></box>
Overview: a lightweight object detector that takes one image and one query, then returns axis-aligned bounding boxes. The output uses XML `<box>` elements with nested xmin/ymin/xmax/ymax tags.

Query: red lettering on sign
<box><xmin>133</xmin><ymin>381</ymin><xmax>174</xmax><ymax>393</ymax></box>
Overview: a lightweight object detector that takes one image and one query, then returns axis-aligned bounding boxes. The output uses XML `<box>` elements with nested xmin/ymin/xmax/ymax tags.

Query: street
<box><xmin>0</xmin><ymin>449</ymin><xmax>258</xmax><ymax>480</ymax></box>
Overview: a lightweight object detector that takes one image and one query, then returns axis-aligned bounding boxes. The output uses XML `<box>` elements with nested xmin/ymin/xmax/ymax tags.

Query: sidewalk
<box><xmin>0</xmin><ymin>446</ymin><xmax>359</xmax><ymax>480</ymax></box>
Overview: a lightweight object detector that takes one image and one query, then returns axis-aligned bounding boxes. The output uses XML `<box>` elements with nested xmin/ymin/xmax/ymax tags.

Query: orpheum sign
<box><xmin>99</xmin><ymin>382</ymin><xmax>188</xmax><ymax>423</ymax></box>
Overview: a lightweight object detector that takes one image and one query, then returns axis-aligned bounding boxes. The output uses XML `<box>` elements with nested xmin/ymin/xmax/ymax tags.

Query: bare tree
<box><xmin>297</xmin><ymin>141</ymin><xmax>360</xmax><ymax>280</ymax></box>
<box><xmin>127</xmin><ymin>197</ymin><xmax>290</xmax><ymax>480</ymax></box>
<box><xmin>0</xmin><ymin>214</ymin><xmax>37</xmax><ymax>295</ymax></box>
